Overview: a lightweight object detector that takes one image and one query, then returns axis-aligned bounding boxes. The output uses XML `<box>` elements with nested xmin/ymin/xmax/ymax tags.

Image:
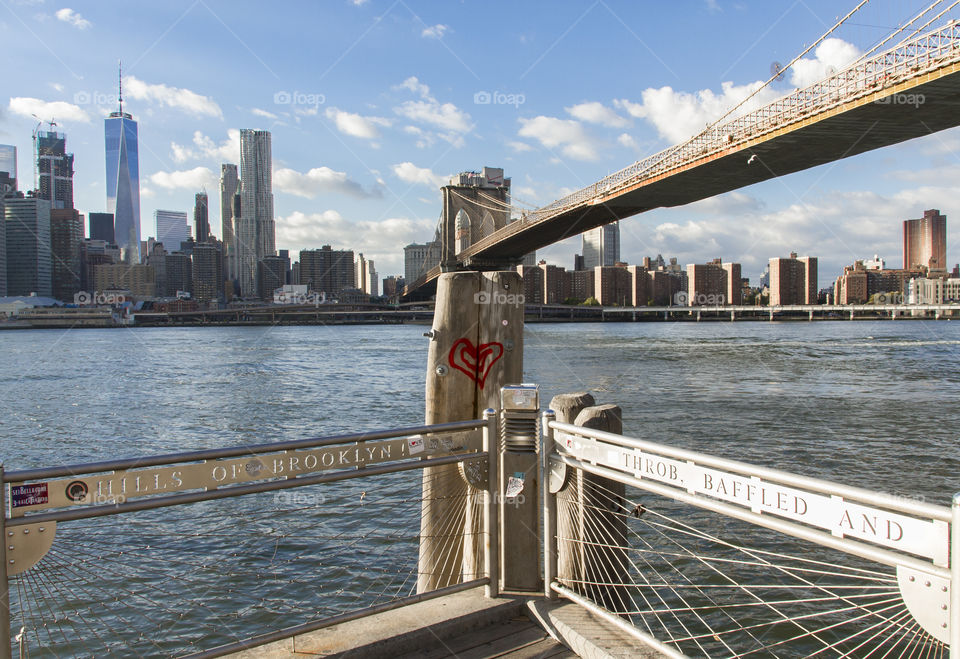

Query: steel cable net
<box><xmin>7</xmin><ymin>468</ymin><xmax>481</xmax><ymax>658</ymax></box>
<box><xmin>554</xmin><ymin>475</ymin><xmax>947</xmax><ymax>658</ymax></box>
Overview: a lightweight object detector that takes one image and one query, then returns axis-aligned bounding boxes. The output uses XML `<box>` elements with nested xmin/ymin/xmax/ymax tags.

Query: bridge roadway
<box><xmin>407</xmin><ymin>24</ymin><xmax>960</xmax><ymax>296</ymax></box>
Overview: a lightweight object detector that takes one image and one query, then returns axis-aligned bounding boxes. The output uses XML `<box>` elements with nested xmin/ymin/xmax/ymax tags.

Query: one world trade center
<box><xmin>105</xmin><ymin>65</ymin><xmax>141</xmax><ymax>264</ymax></box>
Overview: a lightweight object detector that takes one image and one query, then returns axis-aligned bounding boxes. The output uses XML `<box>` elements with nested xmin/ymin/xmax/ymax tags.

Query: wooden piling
<box><xmin>418</xmin><ymin>271</ymin><xmax>523</xmax><ymax>593</ymax></box>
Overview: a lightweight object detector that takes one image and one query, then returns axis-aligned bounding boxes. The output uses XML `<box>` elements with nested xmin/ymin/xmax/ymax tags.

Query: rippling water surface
<box><xmin>1</xmin><ymin>320</ymin><xmax>958</xmax><ymax>655</ymax></box>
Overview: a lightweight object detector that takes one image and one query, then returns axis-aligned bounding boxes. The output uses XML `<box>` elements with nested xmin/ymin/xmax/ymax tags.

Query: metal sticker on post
<box><xmin>505</xmin><ymin>474</ymin><xmax>525</xmax><ymax>498</ymax></box>
<box><xmin>407</xmin><ymin>436</ymin><xmax>424</xmax><ymax>455</ymax></box>
<box><xmin>10</xmin><ymin>483</ymin><xmax>49</xmax><ymax>508</ymax></box>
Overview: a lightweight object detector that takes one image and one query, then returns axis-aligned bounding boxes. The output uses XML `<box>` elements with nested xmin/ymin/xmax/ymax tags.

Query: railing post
<box><xmin>541</xmin><ymin>410</ymin><xmax>558</xmax><ymax>600</ymax></box>
<box><xmin>483</xmin><ymin>408</ymin><xmax>499</xmax><ymax>599</ymax></box>
<box><xmin>951</xmin><ymin>492</ymin><xmax>959</xmax><ymax>658</ymax></box>
<box><xmin>0</xmin><ymin>465</ymin><xmax>10</xmax><ymax>659</ymax></box>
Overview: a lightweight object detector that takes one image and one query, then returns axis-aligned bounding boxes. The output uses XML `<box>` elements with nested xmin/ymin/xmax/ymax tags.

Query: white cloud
<box><xmin>49</xmin><ymin>82</ymin><xmax>64</xmax><ymax>93</ymax></box>
<box><xmin>277</xmin><ymin>211</ymin><xmax>435</xmax><ymax>275</ymax></box>
<box><xmin>324</xmin><ymin>107</ymin><xmax>391</xmax><ymax>139</ymax></box>
<box><xmin>8</xmin><ymin>96</ymin><xmax>90</xmax><ymax>123</ymax></box>
<box><xmin>251</xmin><ymin>107</ymin><xmax>278</xmax><ymax>120</ymax></box>
<box><xmin>394</xmin><ymin>76</ymin><xmax>472</xmax><ymax>146</ymax></box>
<box><xmin>613</xmin><ymin>38</ymin><xmax>861</xmax><ymax>145</ymax></box>
<box><xmin>351</xmin><ymin>0</ymin><xmax>369</xmax><ymax>5</ymax></box>
<box><xmin>391</xmin><ymin>162</ymin><xmax>448</xmax><ymax>189</ymax></box>
<box><xmin>149</xmin><ymin>167</ymin><xmax>216</xmax><ymax>190</ymax></box>
<box><xmin>789</xmin><ymin>38</ymin><xmax>861</xmax><ymax>89</ymax></box>
<box><xmin>55</xmin><ymin>8</ymin><xmax>90</xmax><ymax>29</ymax></box>
<box><xmin>126</xmin><ymin>76</ymin><xmax>222</xmax><ymax>118</ymax></box>
<box><xmin>508</xmin><ymin>140</ymin><xmax>534</xmax><ymax>153</ymax></box>
<box><xmin>517</xmin><ymin>116</ymin><xmax>598</xmax><ymax>161</ymax></box>
<box><xmin>566</xmin><ymin>101</ymin><xmax>629</xmax><ymax>128</ymax></box>
<box><xmin>170</xmin><ymin>129</ymin><xmax>240</xmax><ymax>164</ymax></box>
<box><xmin>421</xmin><ymin>24</ymin><xmax>448</xmax><ymax>39</ymax></box>
<box><xmin>617</xmin><ymin>133</ymin><xmax>638</xmax><ymax>149</ymax></box>
<box><xmin>274</xmin><ymin>166</ymin><xmax>380</xmax><ymax>199</ymax></box>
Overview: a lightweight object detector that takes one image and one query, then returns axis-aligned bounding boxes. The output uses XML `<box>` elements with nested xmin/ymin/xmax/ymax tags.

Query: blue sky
<box><xmin>2</xmin><ymin>0</ymin><xmax>958</xmax><ymax>286</ymax></box>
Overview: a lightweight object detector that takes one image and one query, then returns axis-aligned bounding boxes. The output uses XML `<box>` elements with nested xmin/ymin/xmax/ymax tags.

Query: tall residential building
<box><xmin>903</xmin><ymin>209</ymin><xmax>947</xmax><ymax>272</ymax></box>
<box><xmin>581</xmin><ymin>222</ymin><xmax>620</xmax><ymax>269</ymax></box>
<box><xmin>0</xmin><ymin>144</ymin><xmax>16</xmax><ymax>193</ymax></box>
<box><xmin>155</xmin><ymin>210</ymin><xmax>191</xmax><ymax>253</ymax></box>
<box><xmin>36</xmin><ymin>131</ymin><xmax>74</xmax><ymax>210</ymax></box>
<box><xmin>298</xmin><ymin>246</ymin><xmax>354</xmax><ymax>296</ymax></box>
<box><xmin>80</xmin><ymin>239</ymin><xmax>120</xmax><ymax>292</ymax></box>
<box><xmin>237</xmin><ymin>129</ymin><xmax>275</xmax><ymax>296</ymax></box>
<box><xmin>4</xmin><ymin>198</ymin><xmax>52</xmax><ymax>297</ymax></box>
<box><xmin>192</xmin><ymin>242</ymin><xmax>223</xmax><ymax>304</ymax></box>
<box><xmin>194</xmin><ymin>192</ymin><xmax>210</xmax><ymax>243</ymax></box>
<box><xmin>257</xmin><ymin>254</ymin><xmax>289</xmax><ymax>300</ymax></box>
<box><xmin>404</xmin><ymin>241</ymin><xmax>441</xmax><ymax>284</ymax></box>
<box><xmin>91</xmin><ymin>263</ymin><xmax>155</xmax><ymax>298</ymax></box>
<box><xmin>220</xmin><ymin>164</ymin><xmax>238</xmax><ymax>280</ymax></box>
<box><xmin>50</xmin><ymin>208</ymin><xmax>83</xmax><ymax>302</ymax></box>
<box><xmin>769</xmin><ymin>252</ymin><xmax>818</xmax><ymax>305</ymax></box>
<box><xmin>105</xmin><ymin>72</ymin><xmax>141</xmax><ymax>264</ymax></box>
<box><xmin>89</xmin><ymin>213</ymin><xmax>115</xmax><ymax>243</ymax></box>
<box><xmin>686</xmin><ymin>258</ymin><xmax>742</xmax><ymax>305</ymax></box>
<box><xmin>165</xmin><ymin>252</ymin><xmax>192</xmax><ymax>297</ymax></box>
<box><xmin>355</xmin><ymin>253</ymin><xmax>378</xmax><ymax>296</ymax></box>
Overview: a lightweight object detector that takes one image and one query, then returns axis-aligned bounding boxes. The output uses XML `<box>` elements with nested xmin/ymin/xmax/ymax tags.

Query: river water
<box><xmin>1</xmin><ymin>320</ymin><xmax>958</xmax><ymax>655</ymax></box>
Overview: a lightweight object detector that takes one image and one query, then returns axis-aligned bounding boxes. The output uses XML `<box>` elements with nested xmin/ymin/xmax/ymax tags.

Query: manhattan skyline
<box><xmin>1</xmin><ymin>1</ymin><xmax>958</xmax><ymax>285</ymax></box>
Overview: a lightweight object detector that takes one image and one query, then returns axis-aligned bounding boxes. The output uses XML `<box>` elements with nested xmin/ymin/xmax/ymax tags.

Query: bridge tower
<box><xmin>440</xmin><ymin>167</ymin><xmax>511</xmax><ymax>271</ymax></box>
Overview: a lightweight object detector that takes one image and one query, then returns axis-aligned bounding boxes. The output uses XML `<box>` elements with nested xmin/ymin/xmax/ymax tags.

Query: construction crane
<box><xmin>30</xmin><ymin>115</ymin><xmax>57</xmax><ymax>194</ymax></box>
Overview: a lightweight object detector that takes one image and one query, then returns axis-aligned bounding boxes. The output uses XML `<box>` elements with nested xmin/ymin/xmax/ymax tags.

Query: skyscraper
<box><xmin>37</xmin><ymin>131</ymin><xmax>74</xmax><ymax>210</ymax></box>
<box><xmin>220</xmin><ymin>164</ymin><xmax>238</xmax><ymax>280</ymax></box>
<box><xmin>105</xmin><ymin>66</ymin><xmax>141</xmax><ymax>264</ymax></box>
<box><xmin>194</xmin><ymin>192</ymin><xmax>210</xmax><ymax>243</ymax></box>
<box><xmin>0</xmin><ymin>144</ymin><xmax>17</xmax><ymax>194</ymax></box>
<box><xmin>903</xmin><ymin>209</ymin><xmax>947</xmax><ymax>272</ymax></box>
<box><xmin>4</xmin><ymin>198</ymin><xmax>52</xmax><ymax>297</ymax></box>
<box><xmin>50</xmin><ymin>208</ymin><xmax>83</xmax><ymax>301</ymax></box>
<box><xmin>582</xmin><ymin>222</ymin><xmax>620</xmax><ymax>269</ymax></box>
<box><xmin>155</xmin><ymin>210</ymin><xmax>191</xmax><ymax>252</ymax></box>
<box><xmin>88</xmin><ymin>212</ymin><xmax>115</xmax><ymax>243</ymax></box>
<box><xmin>237</xmin><ymin>129</ymin><xmax>275</xmax><ymax>296</ymax></box>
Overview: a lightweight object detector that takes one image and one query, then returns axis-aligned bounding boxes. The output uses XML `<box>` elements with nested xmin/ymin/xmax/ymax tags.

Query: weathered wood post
<box><xmin>574</xmin><ymin>404</ymin><xmax>629</xmax><ymax>613</ymax></box>
<box><xmin>418</xmin><ymin>271</ymin><xmax>523</xmax><ymax>593</ymax></box>
<box><xmin>549</xmin><ymin>394</ymin><xmax>628</xmax><ymax>612</ymax></box>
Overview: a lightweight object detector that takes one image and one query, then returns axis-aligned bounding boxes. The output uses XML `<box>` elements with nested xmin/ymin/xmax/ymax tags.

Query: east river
<box><xmin>0</xmin><ymin>320</ymin><xmax>957</xmax><ymax>655</ymax></box>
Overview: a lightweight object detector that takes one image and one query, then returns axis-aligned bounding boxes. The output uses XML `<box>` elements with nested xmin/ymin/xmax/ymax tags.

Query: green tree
<box><xmin>583</xmin><ymin>297</ymin><xmax>601</xmax><ymax>306</ymax></box>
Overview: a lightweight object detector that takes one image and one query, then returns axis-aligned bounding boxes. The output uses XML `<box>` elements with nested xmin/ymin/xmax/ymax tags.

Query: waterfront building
<box><xmin>4</xmin><ymin>197</ymin><xmax>51</xmax><ymax>297</ymax></box>
<box><xmin>155</xmin><ymin>210</ymin><xmax>190</xmax><ymax>255</ymax></box>
<box><xmin>0</xmin><ymin>144</ymin><xmax>16</xmax><ymax>193</ymax></box>
<box><xmin>50</xmin><ymin>208</ymin><xmax>83</xmax><ymax>302</ymax></box>
<box><xmin>540</xmin><ymin>263</ymin><xmax>571</xmax><ymax>304</ymax></box>
<box><xmin>906</xmin><ymin>277</ymin><xmax>960</xmax><ymax>304</ymax></box>
<box><xmin>382</xmin><ymin>276</ymin><xmax>404</xmax><ymax>300</ymax></box>
<box><xmin>36</xmin><ymin>131</ymin><xmax>74</xmax><ymax>210</ymax></box>
<box><xmin>769</xmin><ymin>252</ymin><xmax>818</xmax><ymax>305</ymax></box>
<box><xmin>582</xmin><ymin>222</ymin><xmax>620</xmax><ymax>269</ymax></box>
<box><xmin>146</xmin><ymin>242</ymin><xmax>167</xmax><ymax>296</ymax></box>
<box><xmin>686</xmin><ymin>259</ymin><xmax>741</xmax><ymax>305</ymax></box>
<box><xmin>237</xmin><ymin>129</ymin><xmax>275</xmax><ymax>296</ymax></box>
<box><xmin>278</xmin><ymin>249</ymin><xmax>291</xmax><ymax>284</ymax></box>
<box><xmin>194</xmin><ymin>192</ymin><xmax>210</xmax><ymax>244</ymax></box>
<box><xmin>192</xmin><ymin>242</ymin><xmax>223</xmax><ymax>304</ymax></box>
<box><xmin>220</xmin><ymin>164</ymin><xmax>238</xmax><ymax>281</ymax></box>
<box><xmin>105</xmin><ymin>77</ymin><xmax>141</xmax><ymax>263</ymax></box>
<box><xmin>164</xmin><ymin>252</ymin><xmax>192</xmax><ymax>297</ymax></box>
<box><xmin>517</xmin><ymin>265</ymin><xmax>544</xmax><ymax>305</ymax></box>
<box><xmin>649</xmin><ymin>270</ymin><xmax>682</xmax><ymax>306</ymax></box>
<box><xmin>569</xmin><ymin>269</ymin><xmax>594</xmax><ymax>302</ymax></box>
<box><xmin>299</xmin><ymin>246</ymin><xmax>354</xmax><ymax>297</ymax></box>
<box><xmin>404</xmin><ymin>240</ymin><xmax>441</xmax><ymax>284</ymax></box>
<box><xmin>79</xmin><ymin>239</ymin><xmax>120</xmax><ymax>292</ymax></box>
<box><xmin>91</xmin><ymin>263</ymin><xmax>155</xmax><ymax>298</ymax></box>
<box><xmin>88</xmin><ymin>212</ymin><xmax>115</xmax><ymax>243</ymax></box>
<box><xmin>594</xmin><ymin>265</ymin><xmax>632</xmax><ymax>306</ymax></box>
<box><xmin>257</xmin><ymin>254</ymin><xmax>289</xmax><ymax>300</ymax></box>
<box><xmin>833</xmin><ymin>260</ymin><xmax>923</xmax><ymax>304</ymax></box>
<box><xmin>624</xmin><ymin>265</ymin><xmax>650</xmax><ymax>306</ymax></box>
<box><xmin>863</xmin><ymin>254</ymin><xmax>885</xmax><ymax>270</ymax></box>
<box><xmin>903</xmin><ymin>209</ymin><xmax>947</xmax><ymax>272</ymax></box>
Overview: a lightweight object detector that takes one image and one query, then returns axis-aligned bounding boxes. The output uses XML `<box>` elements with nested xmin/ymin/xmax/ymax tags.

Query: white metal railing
<box><xmin>541</xmin><ymin>415</ymin><xmax>959</xmax><ymax>658</ymax></box>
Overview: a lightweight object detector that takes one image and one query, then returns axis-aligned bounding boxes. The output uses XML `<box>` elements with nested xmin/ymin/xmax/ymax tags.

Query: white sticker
<box><xmin>407</xmin><ymin>436</ymin><xmax>424</xmax><ymax>455</ymax></box>
<box><xmin>505</xmin><ymin>475</ymin><xmax>525</xmax><ymax>498</ymax></box>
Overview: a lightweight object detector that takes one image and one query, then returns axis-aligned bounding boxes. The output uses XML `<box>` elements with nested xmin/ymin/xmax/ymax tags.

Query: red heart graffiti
<box><xmin>448</xmin><ymin>338</ymin><xmax>504</xmax><ymax>389</ymax></box>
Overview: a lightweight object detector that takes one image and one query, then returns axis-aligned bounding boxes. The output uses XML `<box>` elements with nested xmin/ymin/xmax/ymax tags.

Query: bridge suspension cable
<box><xmin>854</xmin><ymin>0</ymin><xmax>959</xmax><ymax>65</ymax></box>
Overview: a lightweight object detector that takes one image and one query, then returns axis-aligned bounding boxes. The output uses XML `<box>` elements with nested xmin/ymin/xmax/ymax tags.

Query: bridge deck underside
<box><xmin>406</xmin><ymin>64</ymin><xmax>960</xmax><ymax>297</ymax></box>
